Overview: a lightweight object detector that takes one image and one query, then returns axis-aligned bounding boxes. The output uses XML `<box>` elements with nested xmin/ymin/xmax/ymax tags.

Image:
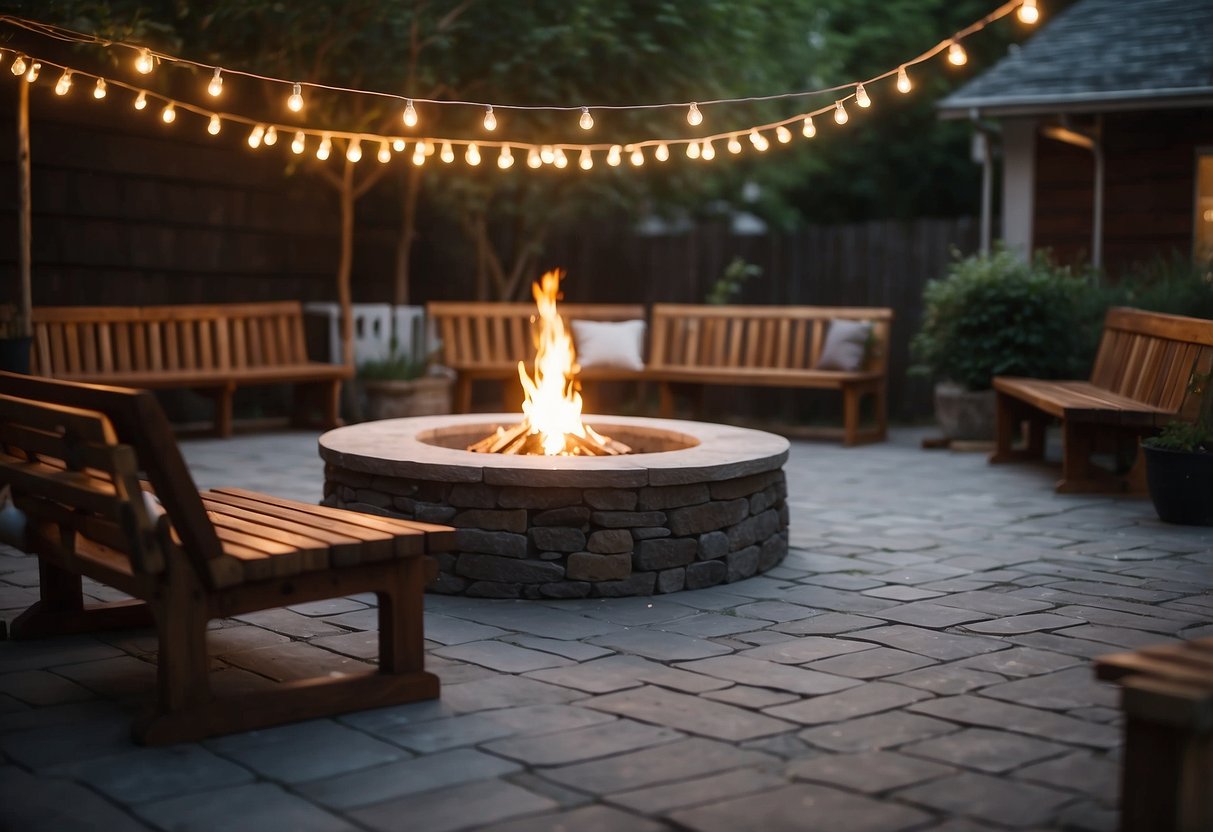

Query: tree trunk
<box><xmin>393</xmin><ymin>164</ymin><xmax>423</xmax><ymax>307</ymax></box>
<box><xmin>338</xmin><ymin>159</ymin><xmax>356</xmax><ymax>369</ymax></box>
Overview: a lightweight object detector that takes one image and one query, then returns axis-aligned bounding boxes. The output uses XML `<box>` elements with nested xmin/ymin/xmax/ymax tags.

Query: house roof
<box><xmin>938</xmin><ymin>0</ymin><xmax>1213</xmax><ymax>118</ymax></box>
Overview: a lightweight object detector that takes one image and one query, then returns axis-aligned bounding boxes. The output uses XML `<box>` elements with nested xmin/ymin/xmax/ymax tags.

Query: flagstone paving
<box><xmin>1</xmin><ymin>426</ymin><xmax>1211</xmax><ymax>831</ymax></box>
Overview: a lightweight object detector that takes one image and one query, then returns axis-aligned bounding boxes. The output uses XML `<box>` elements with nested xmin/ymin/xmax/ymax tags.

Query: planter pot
<box><xmin>1143</xmin><ymin>444</ymin><xmax>1213</xmax><ymax>526</ymax></box>
<box><xmin>363</xmin><ymin>377</ymin><xmax>453</xmax><ymax>421</ymax></box>
<box><xmin>0</xmin><ymin>336</ymin><xmax>31</xmax><ymax>374</ymax></box>
<box><xmin>934</xmin><ymin>381</ymin><xmax>995</xmax><ymax>441</ymax></box>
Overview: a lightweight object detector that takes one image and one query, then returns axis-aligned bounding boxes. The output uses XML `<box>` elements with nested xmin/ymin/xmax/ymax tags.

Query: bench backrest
<box><xmin>31</xmin><ymin>301</ymin><xmax>314</xmax><ymax>377</ymax></box>
<box><xmin>0</xmin><ymin>372</ymin><xmax>227</xmax><ymax>586</ymax></box>
<box><xmin>1090</xmin><ymin>307</ymin><xmax>1213</xmax><ymax>414</ymax></box>
<box><xmin>427</xmin><ymin>302</ymin><xmax>647</xmax><ymax>370</ymax></box>
<box><xmin>648</xmin><ymin>304</ymin><xmax>893</xmax><ymax>375</ymax></box>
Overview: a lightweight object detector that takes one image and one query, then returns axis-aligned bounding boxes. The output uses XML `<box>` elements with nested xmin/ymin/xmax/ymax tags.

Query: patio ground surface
<box><xmin>1</xmin><ymin>427</ymin><xmax>1211</xmax><ymax>832</ymax></box>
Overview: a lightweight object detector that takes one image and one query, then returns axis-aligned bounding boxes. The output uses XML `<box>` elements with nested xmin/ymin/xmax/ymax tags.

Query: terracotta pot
<box><xmin>1144</xmin><ymin>445</ymin><xmax>1213</xmax><ymax>526</ymax></box>
<box><xmin>363</xmin><ymin>377</ymin><xmax>453</xmax><ymax>420</ymax></box>
<box><xmin>933</xmin><ymin>381</ymin><xmax>995</xmax><ymax>441</ymax></box>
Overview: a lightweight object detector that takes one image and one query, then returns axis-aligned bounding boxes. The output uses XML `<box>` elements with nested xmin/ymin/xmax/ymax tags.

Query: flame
<box><xmin>517</xmin><ymin>270</ymin><xmax>592</xmax><ymax>455</ymax></box>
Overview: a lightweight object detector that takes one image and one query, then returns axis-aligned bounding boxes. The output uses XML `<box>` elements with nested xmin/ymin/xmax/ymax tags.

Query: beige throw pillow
<box><xmin>571</xmin><ymin>319</ymin><xmax>646</xmax><ymax>371</ymax></box>
<box><xmin>814</xmin><ymin>319</ymin><xmax>872</xmax><ymax>371</ymax></box>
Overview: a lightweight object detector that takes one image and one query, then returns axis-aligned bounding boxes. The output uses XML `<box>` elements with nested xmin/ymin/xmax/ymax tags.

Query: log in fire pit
<box><xmin>320</xmin><ymin>270</ymin><xmax>789</xmax><ymax>598</ymax></box>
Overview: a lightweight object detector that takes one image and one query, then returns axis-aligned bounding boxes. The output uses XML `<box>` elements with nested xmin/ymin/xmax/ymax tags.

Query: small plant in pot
<box><xmin>358</xmin><ymin>351</ymin><xmax>454</xmax><ymax>421</ymax></box>
<box><xmin>1142</xmin><ymin>370</ymin><xmax>1213</xmax><ymax>526</ymax></box>
<box><xmin>911</xmin><ymin>248</ymin><xmax>1089</xmax><ymax>441</ymax></box>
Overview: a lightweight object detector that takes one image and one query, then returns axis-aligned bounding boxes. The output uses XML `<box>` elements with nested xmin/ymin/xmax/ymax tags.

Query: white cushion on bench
<box><xmin>815</xmin><ymin>319</ymin><xmax>872</xmax><ymax>371</ymax></box>
<box><xmin>572</xmin><ymin>319</ymin><xmax>646</xmax><ymax>371</ymax></box>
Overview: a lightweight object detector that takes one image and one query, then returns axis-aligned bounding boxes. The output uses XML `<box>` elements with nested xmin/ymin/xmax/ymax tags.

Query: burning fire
<box><xmin>468</xmin><ymin>270</ymin><xmax>629</xmax><ymax>456</ymax></box>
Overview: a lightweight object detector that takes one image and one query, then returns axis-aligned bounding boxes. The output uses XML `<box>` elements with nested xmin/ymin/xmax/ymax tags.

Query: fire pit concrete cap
<box><xmin>319</xmin><ymin>413</ymin><xmax>790</xmax><ymax>488</ymax></box>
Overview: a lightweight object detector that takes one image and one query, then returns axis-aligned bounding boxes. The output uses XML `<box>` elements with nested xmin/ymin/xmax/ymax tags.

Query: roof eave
<box><xmin>938</xmin><ymin>87</ymin><xmax>1213</xmax><ymax>119</ymax></box>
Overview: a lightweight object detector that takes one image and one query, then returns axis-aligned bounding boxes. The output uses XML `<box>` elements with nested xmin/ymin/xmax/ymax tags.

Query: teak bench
<box><xmin>427</xmin><ymin>301</ymin><xmax>649</xmax><ymax>413</ymax></box>
<box><xmin>1095</xmin><ymin>637</ymin><xmax>1213</xmax><ymax>832</ymax></box>
<box><xmin>0</xmin><ymin>372</ymin><xmax>450</xmax><ymax>745</ymax></box>
<box><xmin>427</xmin><ymin>301</ymin><xmax>893</xmax><ymax>445</ymax></box>
<box><xmin>648</xmin><ymin>304</ymin><xmax>891</xmax><ymax>445</ymax></box>
<box><xmin>991</xmin><ymin>307</ymin><xmax>1213</xmax><ymax>492</ymax></box>
<box><xmin>31</xmin><ymin>301</ymin><xmax>352</xmax><ymax>437</ymax></box>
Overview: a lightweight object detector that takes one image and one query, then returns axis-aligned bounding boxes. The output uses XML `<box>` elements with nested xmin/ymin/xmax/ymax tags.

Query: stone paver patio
<box><xmin>1</xmin><ymin>427</ymin><xmax>1210</xmax><ymax>832</ymax></box>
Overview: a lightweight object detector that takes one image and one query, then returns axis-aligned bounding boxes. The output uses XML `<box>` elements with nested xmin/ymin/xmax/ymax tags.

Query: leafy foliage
<box><xmin>706</xmin><ymin>257</ymin><xmax>762</xmax><ymax>305</ymax></box>
<box><xmin>357</xmin><ymin>353</ymin><xmax>428</xmax><ymax>381</ymax></box>
<box><xmin>911</xmin><ymin>248</ymin><xmax>1092</xmax><ymax>391</ymax></box>
<box><xmin>1145</xmin><ymin>371</ymin><xmax>1213</xmax><ymax>454</ymax></box>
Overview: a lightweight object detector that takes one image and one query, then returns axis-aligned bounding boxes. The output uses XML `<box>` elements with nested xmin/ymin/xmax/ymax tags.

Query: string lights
<box><xmin>0</xmin><ymin>1</ymin><xmax>1039</xmax><ymax>173</ymax></box>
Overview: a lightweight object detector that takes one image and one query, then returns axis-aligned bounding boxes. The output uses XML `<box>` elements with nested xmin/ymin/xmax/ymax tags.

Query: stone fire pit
<box><xmin>319</xmin><ymin>414</ymin><xmax>789</xmax><ymax>598</ymax></box>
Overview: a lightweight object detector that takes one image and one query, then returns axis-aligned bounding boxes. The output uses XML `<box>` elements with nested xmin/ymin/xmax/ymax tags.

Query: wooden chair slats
<box><xmin>30</xmin><ymin>303</ymin><xmax>351</xmax><ymax>437</ymax></box>
<box><xmin>992</xmin><ymin>307</ymin><xmax>1213</xmax><ymax>493</ymax></box>
<box><xmin>0</xmin><ymin>372</ymin><xmax>450</xmax><ymax>745</ymax></box>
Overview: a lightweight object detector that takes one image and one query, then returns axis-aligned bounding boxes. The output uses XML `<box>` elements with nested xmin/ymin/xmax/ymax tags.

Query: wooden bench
<box><xmin>427</xmin><ymin>301</ymin><xmax>648</xmax><ymax>413</ymax></box>
<box><xmin>31</xmin><ymin>301</ymin><xmax>352</xmax><ymax>437</ymax></box>
<box><xmin>648</xmin><ymin>304</ymin><xmax>892</xmax><ymax>446</ymax></box>
<box><xmin>1095</xmin><ymin>637</ymin><xmax>1213</xmax><ymax>832</ymax></box>
<box><xmin>0</xmin><ymin>372</ymin><xmax>450</xmax><ymax>745</ymax></box>
<box><xmin>991</xmin><ymin>307</ymin><xmax>1213</xmax><ymax>492</ymax></box>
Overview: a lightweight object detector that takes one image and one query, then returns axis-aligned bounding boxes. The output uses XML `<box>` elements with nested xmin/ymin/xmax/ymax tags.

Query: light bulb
<box><xmin>54</xmin><ymin>71</ymin><xmax>72</xmax><ymax>96</ymax></box>
<box><xmin>728</xmin><ymin>135</ymin><xmax>742</xmax><ymax>154</ymax></box>
<box><xmin>248</xmin><ymin>125</ymin><xmax>264</xmax><ymax>149</ymax></box>
<box><xmin>403</xmin><ymin>99</ymin><xmax>418</xmax><ymax>127</ymax></box>
<box><xmin>1018</xmin><ymin>0</ymin><xmax>1039</xmax><ymax>24</ymax></box>
<box><xmin>527</xmin><ymin>147</ymin><xmax>541</xmax><ymax>168</ymax></box>
<box><xmin>554</xmin><ymin>148</ymin><xmax>568</xmax><ymax>168</ymax></box>
<box><xmin>498</xmin><ymin>145</ymin><xmax>514</xmax><ymax>169</ymax></box>
<box><xmin>578</xmin><ymin>148</ymin><xmax>593</xmax><ymax>170</ymax></box>
<box><xmin>897</xmin><ymin>66</ymin><xmax>912</xmax><ymax>94</ymax></box>
<box><xmin>93</xmin><ymin>78</ymin><xmax>107</xmax><ymax>99</ymax></box>
<box><xmin>607</xmin><ymin>145</ymin><xmax>622</xmax><ymax>166</ymax></box>
<box><xmin>346</xmin><ymin>137</ymin><xmax>362</xmax><ymax>163</ymax></box>
<box><xmin>135</xmin><ymin>90</ymin><xmax>147</xmax><ymax>110</ymax></box>
<box><xmin>748</xmin><ymin>129</ymin><xmax>763</xmax><ymax>148</ymax></box>
<box><xmin>948</xmin><ymin>41</ymin><xmax>968</xmax><ymax>66</ymax></box>
<box><xmin>412</xmin><ymin>145</ymin><xmax>426</xmax><ymax>165</ymax></box>
<box><xmin>135</xmin><ymin>47</ymin><xmax>153</xmax><ymax>74</ymax></box>
<box><xmin>687</xmin><ymin>102</ymin><xmax>703</xmax><ymax>126</ymax></box>
<box><xmin>393</xmin><ymin>138</ymin><xmax>406</xmax><ymax>152</ymax></box>
<box><xmin>378</xmin><ymin>141</ymin><xmax>391</xmax><ymax>163</ymax></box>
<box><xmin>317</xmin><ymin>134</ymin><xmax>332</xmax><ymax>160</ymax></box>
<box><xmin>834</xmin><ymin>101</ymin><xmax>849</xmax><ymax>124</ymax></box>
<box><xmin>855</xmin><ymin>84</ymin><xmax>871</xmax><ymax>108</ymax></box>
<box><xmin>579</xmin><ymin>107</ymin><xmax>594</xmax><ymax>130</ymax></box>
<box><xmin>161</xmin><ymin>102</ymin><xmax>175</xmax><ymax>124</ymax></box>
<box><xmin>424</xmin><ymin>140</ymin><xmax>435</xmax><ymax>156</ymax></box>
<box><xmin>776</xmin><ymin>125</ymin><xmax>792</xmax><ymax>143</ymax></box>
<box><xmin>466</xmin><ymin>144</ymin><xmax>481</xmax><ymax>166</ymax></box>
<box><xmin>540</xmin><ymin>146</ymin><xmax>555</xmax><ymax>165</ymax></box>
<box><xmin>655</xmin><ymin>143</ymin><xmax>669</xmax><ymax>162</ymax></box>
<box><xmin>291</xmin><ymin>131</ymin><xmax>306</xmax><ymax>154</ymax></box>
<box><xmin>630</xmin><ymin>147</ymin><xmax>644</xmax><ymax>166</ymax></box>
<box><xmin>263</xmin><ymin>126</ymin><xmax>277</xmax><ymax>146</ymax></box>
<box><xmin>441</xmin><ymin>142</ymin><xmax>455</xmax><ymax>163</ymax></box>
<box><xmin>686</xmin><ymin>141</ymin><xmax>700</xmax><ymax>160</ymax></box>
<box><xmin>802</xmin><ymin>116</ymin><xmax>816</xmax><ymax>138</ymax></box>
<box><xmin>208</xmin><ymin>68</ymin><xmax>223</xmax><ymax>97</ymax></box>
<box><xmin>287</xmin><ymin>82</ymin><xmax>304</xmax><ymax>112</ymax></box>
<box><xmin>24</xmin><ymin>62</ymin><xmax>40</xmax><ymax>82</ymax></box>
<box><xmin>10</xmin><ymin>55</ymin><xmax>25</xmax><ymax>76</ymax></box>
<box><xmin>208</xmin><ymin>114</ymin><xmax>221</xmax><ymax>135</ymax></box>
<box><xmin>483</xmin><ymin>106</ymin><xmax>496</xmax><ymax>131</ymax></box>
<box><xmin>701</xmin><ymin>140</ymin><xmax>715</xmax><ymax>161</ymax></box>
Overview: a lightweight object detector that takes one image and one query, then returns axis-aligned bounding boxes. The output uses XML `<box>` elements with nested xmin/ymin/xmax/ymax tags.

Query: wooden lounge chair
<box><xmin>0</xmin><ymin>372</ymin><xmax>450</xmax><ymax>744</ymax></box>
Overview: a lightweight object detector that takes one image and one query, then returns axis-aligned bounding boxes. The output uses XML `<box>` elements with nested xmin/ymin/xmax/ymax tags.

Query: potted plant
<box><xmin>1143</xmin><ymin>370</ymin><xmax>1213</xmax><ymax>526</ymax></box>
<box><xmin>911</xmin><ymin>248</ymin><xmax>1089</xmax><ymax>440</ymax></box>
<box><xmin>358</xmin><ymin>352</ymin><xmax>454</xmax><ymax>421</ymax></box>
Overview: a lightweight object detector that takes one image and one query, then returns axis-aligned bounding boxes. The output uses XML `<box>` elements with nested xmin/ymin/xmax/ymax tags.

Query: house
<box><xmin>938</xmin><ymin>0</ymin><xmax>1213</xmax><ymax>271</ymax></box>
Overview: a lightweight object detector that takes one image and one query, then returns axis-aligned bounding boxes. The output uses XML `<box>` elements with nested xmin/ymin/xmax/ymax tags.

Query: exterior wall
<box><xmin>1031</xmin><ymin>108</ymin><xmax>1213</xmax><ymax>273</ymax></box>
<box><xmin>1001</xmin><ymin>118</ymin><xmax>1037</xmax><ymax>258</ymax></box>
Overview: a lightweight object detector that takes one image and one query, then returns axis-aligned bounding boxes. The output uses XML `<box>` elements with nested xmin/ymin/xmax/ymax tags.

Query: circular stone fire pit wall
<box><xmin>320</xmin><ymin>414</ymin><xmax>789</xmax><ymax>599</ymax></box>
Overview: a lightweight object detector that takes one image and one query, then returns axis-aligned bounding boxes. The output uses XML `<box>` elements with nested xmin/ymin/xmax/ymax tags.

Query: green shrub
<box><xmin>911</xmin><ymin>248</ymin><xmax>1092</xmax><ymax>391</ymax></box>
<box><xmin>358</xmin><ymin>353</ymin><xmax>427</xmax><ymax>381</ymax></box>
<box><xmin>706</xmin><ymin>257</ymin><xmax>761</xmax><ymax>305</ymax></box>
<box><xmin>1106</xmin><ymin>253</ymin><xmax>1213</xmax><ymax>319</ymax></box>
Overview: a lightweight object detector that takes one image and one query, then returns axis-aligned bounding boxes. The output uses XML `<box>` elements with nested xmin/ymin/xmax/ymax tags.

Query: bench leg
<box><xmin>377</xmin><ymin>557</ymin><xmax>430</xmax><ymax>673</ymax></box>
<box><xmin>842</xmin><ymin>385</ymin><xmax>861</xmax><ymax>447</ymax></box>
<box><xmin>1119</xmin><ymin>715</ymin><xmax>1213</xmax><ymax>832</ymax></box>
<box><xmin>658</xmin><ymin>382</ymin><xmax>675</xmax><ymax>419</ymax></box>
<box><xmin>454</xmin><ymin>376</ymin><xmax>473</xmax><ymax>414</ymax></box>
<box><xmin>8</xmin><ymin>552</ymin><xmax>153</xmax><ymax>640</ymax></box>
<box><xmin>990</xmin><ymin>392</ymin><xmax>1047</xmax><ymax>464</ymax></box>
<box><xmin>214</xmin><ymin>384</ymin><xmax>235</xmax><ymax>438</ymax></box>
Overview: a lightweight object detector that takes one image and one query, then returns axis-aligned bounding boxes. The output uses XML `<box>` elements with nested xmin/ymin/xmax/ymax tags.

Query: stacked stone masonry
<box><xmin>323</xmin><ymin>467</ymin><xmax>789</xmax><ymax>598</ymax></box>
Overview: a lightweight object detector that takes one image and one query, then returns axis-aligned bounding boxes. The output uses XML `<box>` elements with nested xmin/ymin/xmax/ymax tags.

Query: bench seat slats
<box><xmin>993</xmin><ymin>378</ymin><xmax>1171</xmax><ymax>425</ymax></box>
